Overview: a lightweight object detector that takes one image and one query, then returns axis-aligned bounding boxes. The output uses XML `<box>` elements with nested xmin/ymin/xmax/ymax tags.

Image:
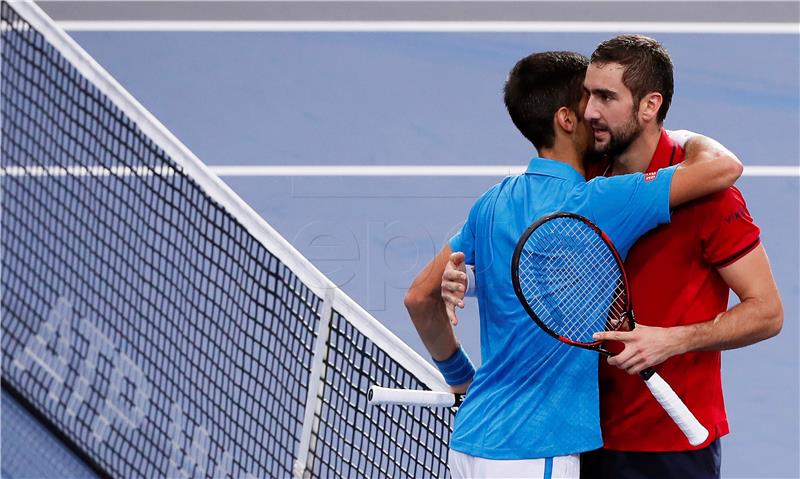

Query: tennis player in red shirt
<box><xmin>579</xmin><ymin>35</ymin><xmax>784</xmax><ymax>479</ymax></box>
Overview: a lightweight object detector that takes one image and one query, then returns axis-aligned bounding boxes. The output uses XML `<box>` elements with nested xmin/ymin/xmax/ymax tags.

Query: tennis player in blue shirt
<box><xmin>404</xmin><ymin>51</ymin><xmax>742</xmax><ymax>478</ymax></box>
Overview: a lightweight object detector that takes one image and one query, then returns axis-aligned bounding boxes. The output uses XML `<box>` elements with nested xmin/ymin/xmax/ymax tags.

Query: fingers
<box><xmin>442</xmin><ymin>289</ymin><xmax>464</xmax><ymax>308</ymax></box>
<box><xmin>442</xmin><ymin>269</ymin><xmax>467</xmax><ymax>284</ymax></box>
<box><xmin>606</xmin><ymin>340</ymin><xmax>653</xmax><ymax>375</ymax></box>
<box><xmin>446</xmin><ymin>303</ymin><xmax>459</xmax><ymax>326</ymax></box>
<box><xmin>443</xmin><ymin>251</ymin><xmax>468</xmax><ymax>326</ymax></box>
<box><xmin>606</xmin><ymin>351</ymin><xmax>646</xmax><ymax>375</ymax></box>
<box><xmin>603</xmin><ymin>331</ymin><xmax>644</xmax><ymax>374</ymax></box>
<box><xmin>442</xmin><ymin>269</ymin><xmax>467</xmax><ymax>301</ymax></box>
<box><xmin>442</xmin><ymin>288</ymin><xmax>465</xmax><ymax>309</ymax></box>
<box><xmin>601</xmin><ymin>325</ymin><xmax>670</xmax><ymax>375</ymax></box>
<box><xmin>443</xmin><ymin>285</ymin><xmax>463</xmax><ymax>325</ymax></box>
<box><xmin>442</xmin><ymin>277</ymin><xmax>465</xmax><ymax>290</ymax></box>
<box><xmin>441</xmin><ymin>269</ymin><xmax>466</xmax><ymax>301</ymax></box>
<box><xmin>449</xmin><ymin>251</ymin><xmax>466</xmax><ymax>268</ymax></box>
<box><xmin>592</xmin><ymin>331</ymin><xmax>631</xmax><ymax>342</ymax></box>
<box><xmin>441</xmin><ymin>280</ymin><xmax>465</xmax><ymax>327</ymax></box>
<box><xmin>606</xmin><ymin>314</ymin><xmax>632</xmax><ymax>331</ymax></box>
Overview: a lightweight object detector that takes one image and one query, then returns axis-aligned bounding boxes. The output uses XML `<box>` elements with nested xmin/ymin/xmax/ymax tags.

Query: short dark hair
<box><xmin>591</xmin><ymin>34</ymin><xmax>674</xmax><ymax>123</ymax></box>
<box><xmin>503</xmin><ymin>51</ymin><xmax>589</xmax><ymax>150</ymax></box>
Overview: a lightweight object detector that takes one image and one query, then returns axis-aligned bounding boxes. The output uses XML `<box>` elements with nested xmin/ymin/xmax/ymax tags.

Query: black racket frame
<box><xmin>511</xmin><ymin>212</ymin><xmax>657</xmax><ymax>380</ymax></box>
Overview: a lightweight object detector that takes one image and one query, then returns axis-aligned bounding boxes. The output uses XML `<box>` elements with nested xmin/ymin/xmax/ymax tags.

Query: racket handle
<box><xmin>641</xmin><ymin>370</ymin><xmax>709</xmax><ymax>446</ymax></box>
<box><xmin>367</xmin><ymin>385</ymin><xmax>463</xmax><ymax>408</ymax></box>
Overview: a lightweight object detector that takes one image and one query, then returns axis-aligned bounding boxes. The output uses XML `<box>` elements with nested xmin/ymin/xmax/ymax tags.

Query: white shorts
<box><xmin>448</xmin><ymin>449</ymin><xmax>580</xmax><ymax>479</ymax></box>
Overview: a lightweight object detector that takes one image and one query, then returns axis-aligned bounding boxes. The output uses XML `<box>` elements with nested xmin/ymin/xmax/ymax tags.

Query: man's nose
<box><xmin>584</xmin><ymin>97</ymin><xmax>600</xmax><ymax>122</ymax></box>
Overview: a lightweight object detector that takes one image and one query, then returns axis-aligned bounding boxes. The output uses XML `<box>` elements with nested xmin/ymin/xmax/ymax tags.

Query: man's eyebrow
<box><xmin>587</xmin><ymin>87</ymin><xmax>617</xmax><ymax>98</ymax></box>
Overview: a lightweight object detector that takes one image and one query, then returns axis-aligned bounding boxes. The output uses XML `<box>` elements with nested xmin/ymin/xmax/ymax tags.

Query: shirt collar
<box><xmin>524</xmin><ymin>157</ymin><xmax>585</xmax><ymax>183</ymax></box>
<box><xmin>645</xmin><ymin>129</ymin><xmax>681</xmax><ymax>173</ymax></box>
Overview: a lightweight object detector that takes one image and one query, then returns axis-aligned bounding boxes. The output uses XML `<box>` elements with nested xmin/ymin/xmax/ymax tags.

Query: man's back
<box><xmin>449</xmin><ymin>157</ymin><xmax>674</xmax><ymax>459</ymax></box>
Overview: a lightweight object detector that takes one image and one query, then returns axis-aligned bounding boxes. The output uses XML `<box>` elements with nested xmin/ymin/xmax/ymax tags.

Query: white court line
<box><xmin>210</xmin><ymin>165</ymin><xmax>800</xmax><ymax>177</ymax></box>
<box><xmin>58</xmin><ymin>21</ymin><xmax>800</xmax><ymax>34</ymax></box>
<box><xmin>2</xmin><ymin>165</ymin><xmax>797</xmax><ymax>177</ymax></box>
<box><xmin>210</xmin><ymin>165</ymin><xmax>527</xmax><ymax>176</ymax></box>
<box><xmin>743</xmin><ymin>166</ymin><xmax>800</xmax><ymax>177</ymax></box>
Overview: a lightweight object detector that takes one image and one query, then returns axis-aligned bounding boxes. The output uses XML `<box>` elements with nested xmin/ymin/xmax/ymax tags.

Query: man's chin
<box><xmin>593</xmin><ymin>140</ymin><xmax>610</xmax><ymax>154</ymax></box>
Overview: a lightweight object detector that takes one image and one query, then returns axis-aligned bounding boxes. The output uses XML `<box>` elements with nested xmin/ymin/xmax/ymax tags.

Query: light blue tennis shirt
<box><xmin>449</xmin><ymin>157</ymin><xmax>677</xmax><ymax>459</ymax></box>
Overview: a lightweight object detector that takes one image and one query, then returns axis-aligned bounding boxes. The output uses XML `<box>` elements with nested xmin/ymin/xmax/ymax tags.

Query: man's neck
<box><xmin>610</xmin><ymin>125</ymin><xmax>662</xmax><ymax>175</ymax></box>
<box><xmin>539</xmin><ymin>145</ymin><xmax>585</xmax><ymax>178</ymax></box>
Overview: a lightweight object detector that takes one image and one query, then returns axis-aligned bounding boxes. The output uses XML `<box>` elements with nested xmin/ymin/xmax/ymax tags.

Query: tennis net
<box><xmin>0</xmin><ymin>1</ymin><xmax>454</xmax><ymax>477</ymax></box>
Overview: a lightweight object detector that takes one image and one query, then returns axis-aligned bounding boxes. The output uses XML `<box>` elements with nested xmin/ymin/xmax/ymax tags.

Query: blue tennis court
<box><xmin>2</xmin><ymin>3</ymin><xmax>798</xmax><ymax>478</ymax></box>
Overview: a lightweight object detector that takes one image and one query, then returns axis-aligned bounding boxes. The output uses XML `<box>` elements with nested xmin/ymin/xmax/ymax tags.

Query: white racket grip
<box><xmin>368</xmin><ymin>386</ymin><xmax>457</xmax><ymax>408</ymax></box>
<box><xmin>643</xmin><ymin>372</ymin><xmax>709</xmax><ymax>446</ymax></box>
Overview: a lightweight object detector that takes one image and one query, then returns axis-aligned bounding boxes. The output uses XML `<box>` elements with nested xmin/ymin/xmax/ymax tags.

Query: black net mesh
<box><xmin>0</xmin><ymin>2</ymin><xmax>454</xmax><ymax>478</ymax></box>
<box><xmin>1</xmin><ymin>2</ymin><xmax>319</xmax><ymax>477</ymax></box>
<box><xmin>308</xmin><ymin>311</ymin><xmax>454</xmax><ymax>478</ymax></box>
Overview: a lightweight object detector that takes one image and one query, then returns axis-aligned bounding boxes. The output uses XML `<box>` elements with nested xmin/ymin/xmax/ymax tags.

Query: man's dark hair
<box><xmin>504</xmin><ymin>51</ymin><xmax>589</xmax><ymax>150</ymax></box>
<box><xmin>591</xmin><ymin>34</ymin><xmax>674</xmax><ymax>123</ymax></box>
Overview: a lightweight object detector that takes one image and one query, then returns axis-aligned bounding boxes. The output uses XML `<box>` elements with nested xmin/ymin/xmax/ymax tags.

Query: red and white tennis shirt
<box><xmin>597</xmin><ymin>130</ymin><xmax>761</xmax><ymax>451</ymax></box>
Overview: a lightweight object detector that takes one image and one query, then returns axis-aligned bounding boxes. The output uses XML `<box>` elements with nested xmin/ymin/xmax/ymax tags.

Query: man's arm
<box><xmin>404</xmin><ymin>244</ymin><xmax>472</xmax><ymax>392</ymax></box>
<box><xmin>595</xmin><ymin>244</ymin><xmax>783</xmax><ymax>374</ymax></box>
<box><xmin>668</xmin><ymin>134</ymin><xmax>743</xmax><ymax>207</ymax></box>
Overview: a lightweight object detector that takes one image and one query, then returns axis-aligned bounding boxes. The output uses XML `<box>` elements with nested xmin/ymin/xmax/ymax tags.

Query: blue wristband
<box><xmin>433</xmin><ymin>345</ymin><xmax>475</xmax><ymax>386</ymax></box>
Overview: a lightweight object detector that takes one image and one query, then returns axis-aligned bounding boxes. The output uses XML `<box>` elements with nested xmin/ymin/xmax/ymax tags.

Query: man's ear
<box><xmin>638</xmin><ymin>92</ymin><xmax>663</xmax><ymax>122</ymax></box>
<box><xmin>555</xmin><ymin>106</ymin><xmax>575</xmax><ymax>133</ymax></box>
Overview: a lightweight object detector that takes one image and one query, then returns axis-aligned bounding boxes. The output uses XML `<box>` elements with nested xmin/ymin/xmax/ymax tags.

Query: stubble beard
<box><xmin>594</xmin><ymin>113</ymin><xmax>642</xmax><ymax>158</ymax></box>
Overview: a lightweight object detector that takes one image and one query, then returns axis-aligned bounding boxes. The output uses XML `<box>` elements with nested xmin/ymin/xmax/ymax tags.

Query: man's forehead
<box><xmin>585</xmin><ymin>62</ymin><xmax>625</xmax><ymax>86</ymax></box>
<box><xmin>590</xmin><ymin>59</ymin><xmax>625</xmax><ymax>71</ymax></box>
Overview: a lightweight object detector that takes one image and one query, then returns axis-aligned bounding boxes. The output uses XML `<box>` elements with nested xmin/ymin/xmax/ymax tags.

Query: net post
<box><xmin>293</xmin><ymin>287</ymin><xmax>336</xmax><ymax>479</ymax></box>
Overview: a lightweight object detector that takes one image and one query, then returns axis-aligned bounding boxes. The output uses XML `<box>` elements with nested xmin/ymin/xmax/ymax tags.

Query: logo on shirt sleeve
<box><xmin>724</xmin><ymin>208</ymin><xmax>748</xmax><ymax>224</ymax></box>
<box><xmin>644</xmin><ymin>171</ymin><xmax>658</xmax><ymax>182</ymax></box>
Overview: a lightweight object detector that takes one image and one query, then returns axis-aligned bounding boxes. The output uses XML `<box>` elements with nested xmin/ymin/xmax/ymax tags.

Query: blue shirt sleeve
<box><xmin>585</xmin><ymin>165</ymin><xmax>677</xmax><ymax>257</ymax></box>
<box><xmin>450</xmin><ymin>185</ymin><xmax>498</xmax><ymax>264</ymax></box>
<box><xmin>450</xmin><ymin>204</ymin><xmax>478</xmax><ymax>265</ymax></box>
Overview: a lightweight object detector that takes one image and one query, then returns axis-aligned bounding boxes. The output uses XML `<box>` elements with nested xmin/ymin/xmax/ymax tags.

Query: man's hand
<box><xmin>442</xmin><ymin>252</ymin><xmax>468</xmax><ymax>325</ymax></box>
<box><xmin>592</xmin><ymin>324</ymin><xmax>685</xmax><ymax>375</ymax></box>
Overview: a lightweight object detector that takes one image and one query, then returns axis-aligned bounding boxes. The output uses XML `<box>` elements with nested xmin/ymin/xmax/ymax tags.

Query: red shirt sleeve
<box><xmin>700</xmin><ymin>186</ymin><xmax>761</xmax><ymax>268</ymax></box>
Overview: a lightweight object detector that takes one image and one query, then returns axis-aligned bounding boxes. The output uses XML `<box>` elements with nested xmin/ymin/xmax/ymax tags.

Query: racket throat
<box><xmin>639</xmin><ymin>368</ymin><xmax>656</xmax><ymax>380</ymax></box>
<box><xmin>628</xmin><ymin>313</ymin><xmax>657</xmax><ymax>381</ymax></box>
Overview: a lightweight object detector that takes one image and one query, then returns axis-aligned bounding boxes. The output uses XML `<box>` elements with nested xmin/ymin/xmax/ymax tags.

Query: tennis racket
<box><xmin>511</xmin><ymin>212</ymin><xmax>709</xmax><ymax>446</ymax></box>
<box><xmin>367</xmin><ymin>386</ymin><xmax>464</xmax><ymax>408</ymax></box>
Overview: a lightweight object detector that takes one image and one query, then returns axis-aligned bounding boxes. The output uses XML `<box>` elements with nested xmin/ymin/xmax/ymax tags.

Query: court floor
<box><xmin>3</xmin><ymin>22</ymin><xmax>798</xmax><ymax>479</ymax></box>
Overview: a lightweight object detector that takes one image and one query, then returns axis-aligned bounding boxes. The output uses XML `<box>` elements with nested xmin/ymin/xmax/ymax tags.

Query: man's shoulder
<box><xmin>466</xmin><ymin>178</ymin><xmax>514</xmax><ymax>222</ymax></box>
<box><xmin>472</xmin><ymin>180</ymin><xmax>505</xmax><ymax>203</ymax></box>
<box><xmin>662</xmin><ymin>187</ymin><xmax>751</xmax><ymax>241</ymax></box>
<box><xmin>479</xmin><ymin>172</ymin><xmax>544</xmax><ymax>202</ymax></box>
<box><xmin>689</xmin><ymin>186</ymin><xmax>749</xmax><ymax>215</ymax></box>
